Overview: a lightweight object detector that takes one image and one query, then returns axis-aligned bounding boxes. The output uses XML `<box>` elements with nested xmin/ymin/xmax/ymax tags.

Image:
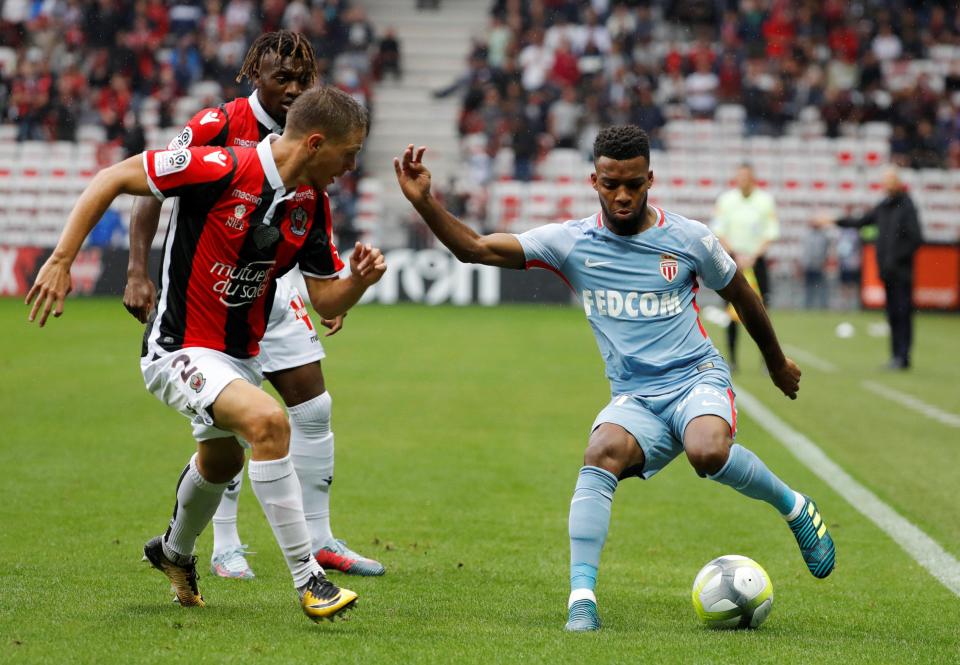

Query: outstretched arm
<box><xmin>394</xmin><ymin>144</ymin><xmax>525</xmax><ymax>269</ymax></box>
<box><xmin>123</xmin><ymin>196</ymin><xmax>163</xmax><ymax>323</ymax></box>
<box><xmin>717</xmin><ymin>270</ymin><xmax>801</xmax><ymax>399</ymax></box>
<box><xmin>303</xmin><ymin>242</ymin><xmax>386</xmax><ymax>319</ymax></box>
<box><xmin>27</xmin><ymin>155</ymin><xmax>152</xmax><ymax>326</ymax></box>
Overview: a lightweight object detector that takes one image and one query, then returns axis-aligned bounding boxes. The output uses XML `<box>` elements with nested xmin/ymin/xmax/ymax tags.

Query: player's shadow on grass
<box><xmin>118</xmin><ymin>602</ymin><xmax>359</xmax><ymax>632</ymax></box>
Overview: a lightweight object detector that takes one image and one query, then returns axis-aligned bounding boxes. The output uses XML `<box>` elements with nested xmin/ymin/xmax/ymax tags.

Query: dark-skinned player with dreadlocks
<box><xmin>123</xmin><ymin>31</ymin><xmax>385</xmax><ymax>583</ymax></box>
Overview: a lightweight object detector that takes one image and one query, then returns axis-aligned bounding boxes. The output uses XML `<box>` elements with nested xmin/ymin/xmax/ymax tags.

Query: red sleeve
<box><xmin>143</xmin><ymin>146</ymin><xmax>236</xmax><ymax>201</ymax></box>
<box><xmin>299</xmin><ymin>192</ymin><xmax>346</xmax><ymax>278</ymax></box>
<box><xmin>166</xmin><ymin>106</ymin><xmax>228</xmax><ymax>149</ymax></box>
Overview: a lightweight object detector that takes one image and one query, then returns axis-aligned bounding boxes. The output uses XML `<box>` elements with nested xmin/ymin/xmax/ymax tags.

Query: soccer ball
<box><xmin>691</xmin><ymin>555</ymin><xmax>773</xmax><ymax>629</ymax></box>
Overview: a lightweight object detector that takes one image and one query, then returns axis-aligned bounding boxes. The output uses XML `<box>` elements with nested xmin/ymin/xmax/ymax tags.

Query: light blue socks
<box><xmin>569</xmin><ymin>466</ymin><xmax>619</xmax><ymax>592</ymax></box>
<box><xmin>708</xmin><ymin>443</ymin><xmax>797</xmax><ymax>515</ymax></box>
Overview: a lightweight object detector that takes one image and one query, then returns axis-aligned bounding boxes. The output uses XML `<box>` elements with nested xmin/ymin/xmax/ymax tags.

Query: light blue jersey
<box><xmin>517</xmin><ymin>207</ymin><xmax>737</xmax><ymax>396</ymax></box>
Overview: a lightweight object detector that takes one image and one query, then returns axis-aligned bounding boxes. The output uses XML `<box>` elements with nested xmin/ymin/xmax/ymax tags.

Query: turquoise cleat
<box><xmin>787</xmin><ymin>495</ymin><xmax>836</xmax><ymax>579</ymax></box>
<box><xmin>565</xmin><ymin>598</ymin><xmax>601</xmax><ymax>632</ymax></box>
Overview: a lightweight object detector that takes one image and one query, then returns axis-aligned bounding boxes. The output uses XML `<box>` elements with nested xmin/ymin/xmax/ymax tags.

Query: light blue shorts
<box><xmin>591</xmin><ymin>372</ymin><xmax>737</xmax><ymax>479</ymax></box>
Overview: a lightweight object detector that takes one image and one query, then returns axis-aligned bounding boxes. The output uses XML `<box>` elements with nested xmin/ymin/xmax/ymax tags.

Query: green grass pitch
<box><xmin>2</xmin><ymin>298</ymin><xmax>959</xmax><ymax>663</ymax></box>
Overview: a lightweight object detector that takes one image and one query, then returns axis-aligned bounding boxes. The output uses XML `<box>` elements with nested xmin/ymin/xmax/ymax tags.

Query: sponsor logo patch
<box><xmin>232</xmin><ymin>189</ymin><xmax>262</xmax><ymax>205</ymax></box>
<box><xmin>199</xmin><ymin>110</ymin><xmax>220</xmax><ymax>125</ymax></box>
<box><xmin>585</xmin><ymin>258</ymin><xmax>613</xmax><ymax>268</ymax></box>
<box><xmin>167</xmin><ymin>126</ymin><xmax>193</xmax><ymax>149</ymax></box>
<box><xmin>189</xmin><ymin>372</ymin><xmax>206</xmax><ymax>392</ymax></box>
<box><xmin>582</xmin><ymin>288</ymin><xmax>683</xmax><ymax>318</ymax></box>
<box><xmin>202</xmin><ymin>150</ymin><xmax>228</xmax><ymax>167</ymax></box>
<box><xmin>290</xmin><ymin>206</ymin><xmax>309</xmax><ymax>236</ymax></box>
<box><xmin>210</xmin><ymin>260</ymin><xmax>276</xmax><ymax>307</ymax></box>
<box><xmin>234</xmin><ymin>204</ymin><xmax>246</xmax><ymax>219</ymax></box>
<box><xmin>660</xmin><ymin>253</ymin><xmax>679</xmax><ymax>282</ymax></box>
<box><xmin>154</xmin><ymin>149</ymin><xmax>191</xmax><ymax>177</ymax></box>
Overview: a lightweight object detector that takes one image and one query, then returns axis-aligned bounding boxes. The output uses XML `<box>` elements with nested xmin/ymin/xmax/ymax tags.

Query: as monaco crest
<box><xmin>660</xmin><ymin>254</ymin><xmax>679</xmax><ymax>282</ymax></box>
<box><xmin>290</xmin><ymin>207</ymin><xmax>309</xmax><ymax>236</ymax></box>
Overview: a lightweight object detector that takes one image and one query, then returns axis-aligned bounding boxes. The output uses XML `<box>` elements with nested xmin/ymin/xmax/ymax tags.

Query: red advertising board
<box><xmin>861</xmin><ymin>244</ymin><xmax>960</xmax><ymax>310</ymax></box>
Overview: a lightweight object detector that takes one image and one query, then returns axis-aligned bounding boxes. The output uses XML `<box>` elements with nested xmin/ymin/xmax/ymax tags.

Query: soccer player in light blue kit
<box><xmin>394</xmin><ymin>126</ymin><xmax>835</xmax><ymax>632</ymax></box>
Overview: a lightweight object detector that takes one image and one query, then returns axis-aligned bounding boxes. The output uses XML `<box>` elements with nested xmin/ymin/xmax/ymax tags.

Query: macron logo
<box><xmin>199</xmin><ymin>111</ymin><xmax>220</xmax><ymax>125</ymax></box>
<box><xmin>584</xmin><ymin>258</ymin><xmax>613</xmax><ymax>268</ymax></box>
<box><xmin>203</xmin><ymin>151</ymin><xmax>227</xmax><ymax>167</ymax></box>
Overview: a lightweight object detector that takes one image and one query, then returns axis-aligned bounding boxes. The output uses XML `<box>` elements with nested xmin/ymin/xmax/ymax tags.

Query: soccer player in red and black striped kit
<box><xmin>27</xmin><ymin>86</ymin><xmax>383</xmax><ymax>622</ymax></box>
<box><xmin>124</xmin><ymin>32</ymin><xmax>385</xmax><ymax>579</ymax></box>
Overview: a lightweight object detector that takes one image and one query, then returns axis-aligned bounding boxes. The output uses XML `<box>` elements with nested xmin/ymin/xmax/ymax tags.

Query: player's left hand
<box><xmin>25</xmin><ymin>258</ymin><xmax>73</xmax><ymax>327</ymax></box>
<box><xmin>768</xmin><ymin>357</ymin><xmax>801</xmax><ymax>400</ymax></box>
<box><xmin>320</xmin><ymin>314</ymin><xmax>345</xmax><ymax>337</ymax></box>
<box><xmin>350</xmin><ymin>241</ymin><xmax>387</xmax><ymax>287</ymax></box>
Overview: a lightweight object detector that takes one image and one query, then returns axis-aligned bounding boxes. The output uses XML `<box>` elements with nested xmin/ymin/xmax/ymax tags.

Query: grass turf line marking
<box><xmin>781</xmin><ymin>344</ymin><xmax>837</xmax><ymax>373</ymax></box>
<box><xmin>735</xmin><ymin>386</ymin><xmax>960</xmax><ymax>597</ymax></box>
<box><xmin>861</xmin><ymin>380</ymin><xmax>960</xmax><ymax>429</ymax></box>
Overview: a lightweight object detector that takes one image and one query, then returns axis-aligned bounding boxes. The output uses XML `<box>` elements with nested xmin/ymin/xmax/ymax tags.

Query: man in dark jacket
<box><xmin>836</xmin><ymin>167</ymin><xmax>923</xmax><ymax>369</ymax></box>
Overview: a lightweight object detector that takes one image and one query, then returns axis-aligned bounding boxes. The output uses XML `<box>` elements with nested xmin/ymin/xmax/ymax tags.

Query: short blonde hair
<box><xmin>285</xmin><ymin>86</ymin><xmax>369</xmax><ymax>140</ymax></box>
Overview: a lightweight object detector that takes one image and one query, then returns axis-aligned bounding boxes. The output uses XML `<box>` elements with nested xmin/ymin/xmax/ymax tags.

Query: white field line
<box><xmin>861</xmin><ymin>380</ymin><xmax>960</xmax><ymax>429</ymax></box>
<box><xmin>781</xmin><ymin>344</ymin><xmax>837</xmax><ymax>373</ymax></box>
<box><xmin>735</xmin><ymin>386</ymin><xmax>960</xmax><ymax>597</ymax></box>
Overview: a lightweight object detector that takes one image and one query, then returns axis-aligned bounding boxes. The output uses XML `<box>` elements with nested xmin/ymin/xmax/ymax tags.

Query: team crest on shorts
<box><xmin>289</xmin><ymin>206</ymin><xmax>309</xmax><ymax>236</ymax></box>
<box><xmin>189</xmin><ymin>372</ymin><xmax>206</xmax><ymax>393</ymax></box>
<box><xmin>659</xmin><ymin>254</ymin><xmax>679</xmax><ymax>282</ymax></box>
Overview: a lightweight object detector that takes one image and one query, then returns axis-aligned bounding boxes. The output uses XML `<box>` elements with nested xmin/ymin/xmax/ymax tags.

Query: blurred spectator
<box><xmin>801</xmin><ymin>217</ymin><xmax>831</xmax><ymax>310</ymax></box>
<box><xmin>87</xmin><ymin>208</ymin><xmax>127</xmax><ymax>249</ymax></box>
<box><xmin>547</xmin><ymin>84</ymin><xmax>581</xmax><ymax>148</ymax></box>
<box><xmin>835</xmin><ymin>225</ymin><xmax>862</xmax><ymax>310</ymax></box>
<box><xmin>375</xmin><ymin>27</ymin><xmax>402</xmax><ymax>81</ymax></box>
<box><xmin>685</xmin><ymin>53</ymin><xmax>719</xmax><ymax>118</ymax></box>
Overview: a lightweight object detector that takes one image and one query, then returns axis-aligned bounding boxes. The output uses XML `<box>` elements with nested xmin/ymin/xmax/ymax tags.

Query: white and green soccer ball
<box><xmin>691</xmin><ymin>555</ymin><xmax>773</xmax><ymax>629</ymax></box>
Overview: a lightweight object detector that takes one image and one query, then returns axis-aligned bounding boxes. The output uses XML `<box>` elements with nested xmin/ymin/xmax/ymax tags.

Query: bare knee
<box><xmin>242</xmin><ymin>405</ymin><xmax>290</xmax><ymax>459</ymax></box>
<box><xmin>584</xmin><ymin>424</ymin><xmax>644</xmax><ymax>478</ymax></box>
<box><xmin>684</xmin><ymin>419</ymin><xmax>732</xmax><ymax>476</ymax></box>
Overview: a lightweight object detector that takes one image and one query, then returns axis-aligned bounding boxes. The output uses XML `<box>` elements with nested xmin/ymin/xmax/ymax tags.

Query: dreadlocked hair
<box><xmin>236</xmin><ymin>30</ymin><xmax>318</xmax><ymax>84</ymax></box>
<box><xmin>593</xmin><ymin>125</ymin><xmax>650</xmax><ymax>162</ymax></box>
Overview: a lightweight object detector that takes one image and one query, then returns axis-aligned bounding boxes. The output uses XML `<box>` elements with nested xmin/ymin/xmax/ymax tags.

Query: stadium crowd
<box><xmin>445</xmin><ymin>0</ymin><xmax>960</xmax><ymax>181</ymax></box>
<box><xmin>0</xmin><ymin>0</ymin><xmax>394</xmax><ymax>242</ymax></box>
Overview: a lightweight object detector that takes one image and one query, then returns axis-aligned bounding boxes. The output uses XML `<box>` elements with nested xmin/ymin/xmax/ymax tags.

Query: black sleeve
<box><xmin>836</xmin><ymin>206</ymin><xmax>877</xmax><ymax>229</ymax></box>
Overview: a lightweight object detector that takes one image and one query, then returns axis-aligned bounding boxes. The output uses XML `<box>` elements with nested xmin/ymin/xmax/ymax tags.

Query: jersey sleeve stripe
<box><xmin>690</xmin><ymin>279</ymin><xmax>708</xmax><ymax>339</ymax></box>
<box><xmin>525</xmin><ymin>259</ymin><xmax>573</xmax><ymax>292</ymax></box>
<box><xmin>300</xmin><ymin>270</ymin><xmax>339</xmax><ymax>279</ymax></box>
<box><xmin>143</xmin><ymin>152</ymin><xmax>165</xmax><ymax>201</ymax></box>
<box><xmin>726</xmin><ymin>387</ymin><xmax>738</xmax><ymax>435</ymax></box>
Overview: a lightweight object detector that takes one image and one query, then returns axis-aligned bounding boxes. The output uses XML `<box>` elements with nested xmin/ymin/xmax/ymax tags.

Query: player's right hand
<box><xmin>349</xmin><ymin>242</ymin><xmax>387</xmax><ymax>287</ymax></box>
<box><xmin>123</xmin><ymin>273</ymin><xmax>157</xmax><ymax>323</ymax></box>
<box><xmin>769</xmin><ymin>357</ymin><xmax>801</xmax><ymax>400</ymax></box>
<box><xmin>393</xmin><ymin>144</ymin><xmax>431</xmax><ymax>205</ymax></box>
<box><xmin>25</xmin><ymin>258</ymin><xmax>72</xmax><ymax>327</ymax></box>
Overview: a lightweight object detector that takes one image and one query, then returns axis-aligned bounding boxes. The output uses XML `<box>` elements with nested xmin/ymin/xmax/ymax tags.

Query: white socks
<box><xmin>783</xmin><ymin>490</ymin><xmax>806</xmax><ymax>521</ymax></box>
<box><xmin>248</xmin><ymin>455</ymin><xmax>321</xmax><ymax>588</ymax></box>
<box><xmin>211</xmin><ymin>470</ymin><xmax>244</xmax><ymax>555</ymax></box>
<box><xmin>288</xmin><ymin>392</ymin><xmax>335</xmax><ymax>552</ymax></box>
<box><xmin>163</xmin><ymin>454</ymin><xmax>230</xmax><ymax>564</ymax></box>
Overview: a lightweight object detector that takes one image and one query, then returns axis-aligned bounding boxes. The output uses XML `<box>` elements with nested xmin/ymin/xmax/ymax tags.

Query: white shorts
<box><xmin>141</xmin><ymin>343</ymin><xmax>262</xmax><ymax>442</ymax></box>
<box><xmin>259</xmin><ymin>270</ymin><xmax>326</xmax><ymax>374</ymax></box>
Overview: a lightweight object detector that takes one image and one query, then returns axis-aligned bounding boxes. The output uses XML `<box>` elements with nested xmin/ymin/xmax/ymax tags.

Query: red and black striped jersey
<box><xmin>143</xmin><ymin>139</ymin><xmax>344</xmax><ymax>359</ymax></box>
<box><xmin>166</xmin><ymin>92</ymin><xmax>282</xmax><ymax>151</ymax></box>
